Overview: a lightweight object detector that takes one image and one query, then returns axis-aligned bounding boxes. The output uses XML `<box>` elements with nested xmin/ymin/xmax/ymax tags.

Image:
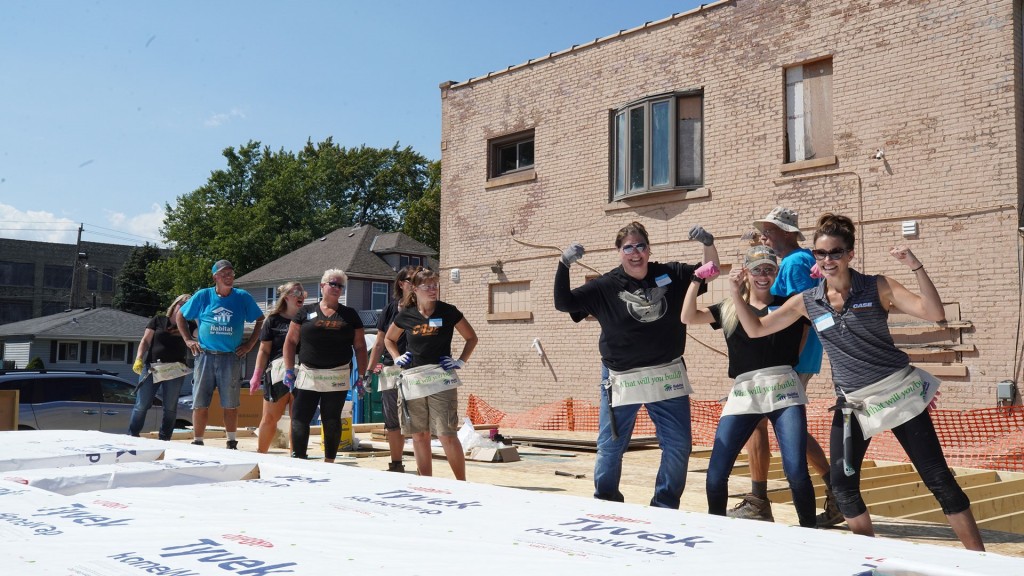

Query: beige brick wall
<box><xmin>439</xmin><ymin>0</ymin><xmax>1022</xmax><ymax>413</ymax></box>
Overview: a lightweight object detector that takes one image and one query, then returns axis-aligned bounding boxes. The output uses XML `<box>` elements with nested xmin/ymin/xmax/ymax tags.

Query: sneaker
<box><xmin>191</xmin><ymin>439</ymin><xmax>204</xmax><ymax>446</ymax></box>
<box><xmin>726</xmin><ymin>493</ymin><xmax>774</xmax><ymax>522</ymax></box>
<box><xmin>816</xmin><ymin>488</ymin><xmax>844</xmax><ymax>528</ymax></box>
<box><xmin>387</xmin><ymin>461</ymin><xmax>406</xmax><ymax>473</ymax></box>
<box><xmin>226</xmin><ymin>440</ymin><xmax>238</xmax><ymax>450</ymax></box>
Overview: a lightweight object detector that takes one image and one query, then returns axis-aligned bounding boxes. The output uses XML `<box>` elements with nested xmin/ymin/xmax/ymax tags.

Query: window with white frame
<box><xmin>371</xmin><ymin>282</ymin><xmax>389</xmax><ymax>310</ymax></box>
<box><xmin>613</xmin><ymin>92</ymin><xmax>703</xmax><ymax>199</ymax></box>
<box><xmin>785</xmin><ymin>58</ymin><xmax>833</xmax><ymax>164</ymax></box>
<box><xmin>489</xmin><ymin>130</ymin><xmax>535</xmax><ymax>178</ymax></box>
<box><xmin>57</xmin><ymin>341</ymin><xmax>80</xmax><ymax>362</ymax></box>
<box><xmin>265</xmin><ymin>286</ymin><xmax>277</xmax><ymax>307</ymax></box>
<box><xmin>98</xmin><ymin>342</ymin><xmax>127</xmax><ymax>363</ymax></box>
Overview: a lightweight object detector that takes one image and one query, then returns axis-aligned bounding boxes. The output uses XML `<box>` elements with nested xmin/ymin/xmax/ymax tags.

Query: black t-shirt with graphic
<box><xmin>146</xmin><ymin>315</ymin><xmax>196</xmax><ymax>364</ymax></box>
<box><xmin>258</xmin><ymin>313</ymin><xmax>292</xmax><ymax>361</ymax></box>
<box><xmin>393</xmin><ymin>300</ymin><xmax>464</xmax><ymax>368</ymax></box>
<box><xmin>709</xmin><ymin>295</ymin><xmax>807</xmax><ymax>378</ymax></box>
<box><xmin>292</xmin><ymin>303</ymin><xmax>363</xmax><ymax>369</ymax></box>
<box><xmin>554</xmin><ymin>261</ymin><xmax>704</xmax><ymax>372</ymax></box>
<box><xmin>375</xmin><ymin>299</ymin><xmax>407</xmax><ymax>365</ymax></box>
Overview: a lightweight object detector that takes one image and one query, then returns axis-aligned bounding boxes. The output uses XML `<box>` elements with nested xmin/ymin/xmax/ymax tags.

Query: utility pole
<box><xmin>68</xmin><ymin>223</ymin><xmax>84</xmax><ymax>309</ymax></box>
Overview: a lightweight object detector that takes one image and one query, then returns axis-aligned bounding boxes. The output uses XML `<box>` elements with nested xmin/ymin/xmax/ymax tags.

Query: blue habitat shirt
<box><xmin>180</xmin><ymin>287</ymin><xmax>264</xmax><ymax>353</ymax></box>
<box><xmin>771</xmin><ymin>248</ymin><xmax>823</xmax><ymax>374</ymax></box>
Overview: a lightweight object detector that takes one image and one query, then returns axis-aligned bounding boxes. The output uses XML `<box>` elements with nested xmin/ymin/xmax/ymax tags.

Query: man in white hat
<box><xmin>177</xmin><ymin>259</ymin><xmax>264</xmax><ymax>449</ymax></box>
<box><xmin>726</xmin><ymin>207</ymin><xmax>841</xmax><ymax>526</ymax></box>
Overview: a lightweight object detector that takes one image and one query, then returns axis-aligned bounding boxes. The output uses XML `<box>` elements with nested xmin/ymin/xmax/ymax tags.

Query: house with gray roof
<box><xmin>0</xmin><ymin>307</ymin><xmax>149</xmax><ymax>379</ymax></box>
<box><xmin>234</xmin><ymin>224</ymin><xmax>436</xmax><ymax>327</ymax></box>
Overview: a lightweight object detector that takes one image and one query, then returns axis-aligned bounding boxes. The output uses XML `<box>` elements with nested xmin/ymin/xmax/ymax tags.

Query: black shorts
<box><xmin>262</xmin><ymin>371</ymin><xmax>293</xmax><ymax>403</ymax></box>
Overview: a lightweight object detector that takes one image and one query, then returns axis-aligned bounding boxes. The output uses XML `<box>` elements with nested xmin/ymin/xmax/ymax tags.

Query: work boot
<box><xmin>226</xmin><ymin>440</ymin><xmax>238</xmax><ymax>450</ymax></box>
<box><xmin>816</xmin><ymin>487</ymin><xmax>844</xmax><ymax>528</ymax></box>
<box><xmin>387</xmin><ymin>461</ymin><xmax>406</xmax><ymax>473</ymax></box>
<box><xmin>726</xmin><ymin>493</ymin><xmax>774</xmax><ymax>522</ymax></box>
<box><xmin>191</xmin><ymin>439</ymin><xmax>204</xmax><ymax>446</ymax></box>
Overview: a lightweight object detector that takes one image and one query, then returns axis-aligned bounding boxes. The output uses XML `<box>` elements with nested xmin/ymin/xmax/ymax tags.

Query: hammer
<box><xmin>829</xmin><ymin>397</ymin><xmax>864</xmax><ymax>477</ymax></box>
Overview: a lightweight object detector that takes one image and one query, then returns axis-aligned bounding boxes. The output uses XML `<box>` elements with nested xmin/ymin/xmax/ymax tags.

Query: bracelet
<box><xmin>911</xmin><ymin>264</ymin><xmax>924</xmax><ymax>272</ymax></box>
<box><xmin>691</xmin><ymin>277</ymin><xmax>705</xmax><ymax>284</ymax></box>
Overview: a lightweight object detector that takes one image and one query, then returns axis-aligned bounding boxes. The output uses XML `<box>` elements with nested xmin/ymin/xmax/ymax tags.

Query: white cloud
<box><xmin>204</xmin><ymin>108</ymin><xmax>247</xmax><ymax>128</ymax></box>
<box><xmin>0</xmin><ymin>203</ymin><xmax>79</xmax><ymax>243</ymax></box>
<box><xmin>103</xmin><ymin>204</ymin><xmax>167</xmax><ymax>246</ymax></box>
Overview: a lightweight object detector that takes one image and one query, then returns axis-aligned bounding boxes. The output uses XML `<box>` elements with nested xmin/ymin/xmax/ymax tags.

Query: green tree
<box><xmin>25</xmin><ymin>357</ymin><xmax>45</xmax><ymax>370</ymax></box>
<box><xmin>152</xmin><ymin>139</ymin><xmax>435</xmax><ymax>296</ymax></box>
<box><xmin>401</xmin><ymin>159</ymin><xmax>441</xmax><ymax>252</ymax></box>
<box><xmin>112</xmin><ymin>244</ymin><xmax>165</xmax><ymax>317</ymax></box>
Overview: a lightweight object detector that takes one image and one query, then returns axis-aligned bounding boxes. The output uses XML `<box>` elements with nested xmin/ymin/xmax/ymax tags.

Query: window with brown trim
<box><xmin>785</xmin><ymin>58</ymin><xmax>833</xmax><ymax>164</ymax></box>
<box><xmin>487</xmin><ymin>281</ymin><xmax>532</xmax><ymax>321</ymax></box>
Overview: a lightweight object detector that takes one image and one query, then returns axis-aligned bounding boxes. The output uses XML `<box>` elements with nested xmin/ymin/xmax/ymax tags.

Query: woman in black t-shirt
<box><xmin>129</xmin><ymin>294</ymin><xmax>195</xmax><ymax>440</ymax></box>
<box><xmin>682</xmin><ymin>245</ymin><xmax>816</xmax><ymax>527</ymax></box>
<box><xmin>384</xmin><ymin>267</ymin><xmax>477</xmax><ymax>480</ymax></box>
<box><xmin>283</xmin><ymin>269</ymin><xmax>367</xmax><ymax>462</ymax></box>
<box><xmin>248</xmin><ymin>281</ymin><xmax>306</xmax><ymax>453</ymax></box>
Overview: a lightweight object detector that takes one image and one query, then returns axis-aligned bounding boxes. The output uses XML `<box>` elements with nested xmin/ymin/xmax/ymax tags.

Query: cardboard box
<box><xmin>0</xmin><ymin>389</ymin><xmax>18</xmax><ymax>430</ymax></box>
<box><xmin>206</xmin><ymin>389</ymin><xmax>263</xmax><ymax>428</ymax></box>
<box><xmin>468</xmin><ymin>446</ymin><xmax>520</xmax><ymax>463</ymax></box>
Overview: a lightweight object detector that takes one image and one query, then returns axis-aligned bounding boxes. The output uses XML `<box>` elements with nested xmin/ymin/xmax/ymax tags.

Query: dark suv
<box><xmin>0</xmin><ymin>369</ymin><xmax>171</xmax><ymax>433</ymax></box>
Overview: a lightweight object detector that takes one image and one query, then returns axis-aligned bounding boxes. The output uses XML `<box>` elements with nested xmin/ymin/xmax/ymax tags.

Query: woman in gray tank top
<box><xmin>726</xmin><ymin>213</ymin><xmax>984</xmax><ymax>552</ymax></box>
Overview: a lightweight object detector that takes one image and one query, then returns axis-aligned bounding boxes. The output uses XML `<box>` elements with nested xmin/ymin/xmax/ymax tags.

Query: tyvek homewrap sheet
<box><xmin>0</xmin><ymin>431</ymin><xmax>1020</xmax><ymax>575</ymax></box>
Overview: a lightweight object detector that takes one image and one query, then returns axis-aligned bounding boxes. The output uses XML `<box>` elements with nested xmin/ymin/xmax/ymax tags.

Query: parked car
<box><xmin>0</xmin><ymin>369</ymin><xmax>186</xmax><ymax>433</ymax></box>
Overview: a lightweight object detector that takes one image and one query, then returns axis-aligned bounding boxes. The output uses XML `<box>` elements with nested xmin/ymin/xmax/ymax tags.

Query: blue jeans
<box><xmin>705</xmin><ymin>404</ymin><xmax>817</xmax><ymax>527</ymax></box>
<box><xmin>192</xmin><ymin>352</ymin><xmax>242</xmax><ymax>409</ymax></box>
<box><xmin>129</xmin><ymin>367</ymin><xmax>186</xmax><ymax>440</ymax></box>
<box><xmin>595</xmin><ymin>365</ymin><xmax>692</xmax><ymax>509</ymax></box>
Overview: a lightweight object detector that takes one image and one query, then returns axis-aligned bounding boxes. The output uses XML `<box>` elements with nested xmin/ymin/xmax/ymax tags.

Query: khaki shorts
<box><xmin>400</xmin><ymin>388</ymin><xmax>459</xmax><ymax>436</ymax></box>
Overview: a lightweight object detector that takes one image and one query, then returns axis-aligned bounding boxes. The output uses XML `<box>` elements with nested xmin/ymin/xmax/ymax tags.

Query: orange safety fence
<box><xmin>467</xmin><ymin>394</ymin><xmax>1024</xmax><ymax>472</ymax></box>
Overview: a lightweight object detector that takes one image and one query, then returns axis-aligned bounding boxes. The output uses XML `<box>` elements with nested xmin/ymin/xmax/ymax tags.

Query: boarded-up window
<box><xmin>786</xmin><ymin>58</ymin><xmax>833</xmax><ymax>163</ymax></box>
<box><xmin>488</xmin><ymin>281</ymin><xmax>531</xmax><ymax>321</ymax></box>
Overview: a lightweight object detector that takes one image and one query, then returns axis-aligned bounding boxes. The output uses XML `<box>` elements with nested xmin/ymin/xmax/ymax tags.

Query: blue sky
<box><xmin>1</xmin><ymin>0</ymin><xmax>703</xmax><ymax>247</ymax></box>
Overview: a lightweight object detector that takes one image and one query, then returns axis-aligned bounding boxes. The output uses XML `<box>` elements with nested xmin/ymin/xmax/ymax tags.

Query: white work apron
<box><xmin>399</xmin><ymin>363</ymin><xmax>460</xmax><ymax>401</ymax></box>
<box><xmin>842</xmin><ymin>365</ymin><xmax>941</xmax><ymax>439</ymax></box>
<box><xmin>295</xmin><ymin>364</ymin><xmax>351</xmax><ymax>393</ymax></box>
<box><xmin>607</xmin><ymin>358</ymin><xmax>691</xmax><ymax>407</ymax></box>
<box><xmin>150</xmin><ymin>362</ymin><xmax>192</xmax><ymax>383</ymax></box>
<box><xmin>378</xmin><ymin>365</ymin><xmax>403</xmax><ymax>391</ymax></box>
<box><xmin>720</xmin><ymin>365</ymin><xmax>807</xmax><ymax>417</ymax></box>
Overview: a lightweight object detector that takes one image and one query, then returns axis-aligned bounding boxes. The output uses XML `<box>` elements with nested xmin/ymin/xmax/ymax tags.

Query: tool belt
<box><xmin>399</xmin><ymin>363</ymin><xmax>460</xmax><ymax>401</ymax></box>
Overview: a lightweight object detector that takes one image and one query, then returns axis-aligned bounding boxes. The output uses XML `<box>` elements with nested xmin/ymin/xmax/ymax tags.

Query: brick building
<box><xmin>0</xmin><ymin>238</ymin><xmax>135</xmax><ymax>325</ymax></box>
<box><xmin>438</xmin><ymin>0</ymin><xmax>1022</xmax><ymax>412</ymax></box>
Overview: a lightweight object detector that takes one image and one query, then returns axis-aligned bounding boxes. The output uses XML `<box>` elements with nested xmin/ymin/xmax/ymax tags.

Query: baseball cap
<box><xmin>744</xmin><ymin>246</ymin><xmax>778</xmax><ymax>270</ymax></box>
<box><xmin>753</xmin><ymin>206</ymin><xmax>806</xmax><ymax>241</ymax></box>
<box><xmin>211</xmin><ymin>259</ymin><xmax>234</xmax><ymax>275</ymax></box>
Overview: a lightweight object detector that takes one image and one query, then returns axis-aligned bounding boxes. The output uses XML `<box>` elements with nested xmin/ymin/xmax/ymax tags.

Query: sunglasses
<box><xmin>416</xmin><ymin>283</ymin><xmax>439</xmax><ymax>291</ymax></box>
<box><xmin>620</xmin><ymin>242</ymin><xmax>648</xmax><ymax>255</ymax></box>
<box><xmin>287</xmin><ymin>289</ymin><xmax>305</xmax><ymax>297</ymax></box>
<box><xmin>325</xmin><ymin>281</ymin><xmax>344</xmax><ymax>289</ymax></box>
<box><xmin>747</xmin><ymin>266</ymin><xmax>777</xmax><ymax>277</ymax></box>
<box><xmin>811</xmin><ymin>248</ymin><xmax>850</xmax><ymax>261</ymax></box>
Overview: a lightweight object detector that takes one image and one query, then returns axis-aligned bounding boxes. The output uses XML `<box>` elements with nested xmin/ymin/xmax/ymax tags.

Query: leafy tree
<box><xmin>112</xmin><ymin>244</ymin><xmax>165</xmax><ymax>317</ymax></box>
<box><xmin>152</xmin><ymin>139</ymin><xmax>436</xmax><ymax>296</ymax></box>
<box><xmin>25</xmin><ymin>357</ymin><xmax>45</xmax><ymax>370</ymax></box>
<box><xmin>401</xmin><ymin>159</ymin><xmax>441</xmax><ymax>252</ymax></box>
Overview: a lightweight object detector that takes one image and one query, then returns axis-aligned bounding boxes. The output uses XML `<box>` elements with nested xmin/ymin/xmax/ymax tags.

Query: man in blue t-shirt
<box><xmin>726</xmin><ymin>207</ymin><xmax>841</xmax><ymax>527</ymax></box>
<box><xmin>177</xmin><ymin>259</ymin><xmax>264</xmax><ymax>449</ymax></box>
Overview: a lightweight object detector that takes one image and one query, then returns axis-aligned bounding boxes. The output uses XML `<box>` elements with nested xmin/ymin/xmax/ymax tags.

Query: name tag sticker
<box><xmin>307</xmin><ymin>312</ymin><xmax>317</xmax><ymax>320</ymax></box>
<box><xmin>429</xmin><ymin>318</ymin><xmax>442</xmax><ymax>328</ymax></box>
<box><xmin>813</xmin><ymin>313</ymin><xmax>836</xmax><ymax>331</ymax></box>
<box><xmin>655</xmin><ymin>274</ymin><xmax>671</xmax><ymax>287</ymax></box>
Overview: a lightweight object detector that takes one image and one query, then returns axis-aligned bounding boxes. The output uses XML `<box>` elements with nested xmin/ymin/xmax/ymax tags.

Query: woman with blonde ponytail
<box><xmin>682</xmin><ymin>245</ymin><xmax>817</xmax><ymax>527</ymax></box>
